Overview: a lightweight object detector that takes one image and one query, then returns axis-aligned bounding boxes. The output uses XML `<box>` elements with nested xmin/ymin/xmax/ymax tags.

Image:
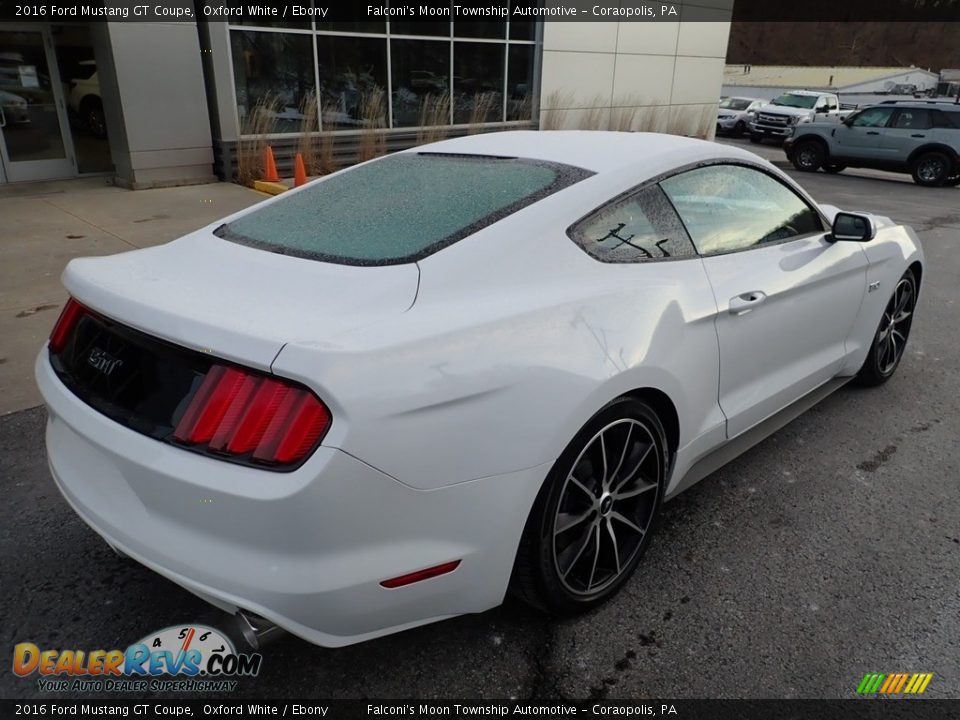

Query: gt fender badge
<box><xmin>868</xmin><ymin>281</ymin><xmax>881</xmax><ymax>293</ymax></box>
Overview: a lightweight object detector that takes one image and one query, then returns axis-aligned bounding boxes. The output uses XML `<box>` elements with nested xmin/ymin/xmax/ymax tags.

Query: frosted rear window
<box><xmin>216</xmin><ymin>153</ymin><xmax>592</xmax><ymax>265</ymax></box>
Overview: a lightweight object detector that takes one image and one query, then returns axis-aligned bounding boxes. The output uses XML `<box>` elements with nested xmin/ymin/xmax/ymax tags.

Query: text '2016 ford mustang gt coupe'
<box><xmin>37</xmin><ymin>131</ymin><xmax>923</xmax><ymax>647</ymax></box>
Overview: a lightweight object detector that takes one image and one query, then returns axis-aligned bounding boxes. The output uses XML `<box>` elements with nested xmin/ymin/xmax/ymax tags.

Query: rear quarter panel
<box><xmin>272</xmin><ymin>180</ymin><xmax>726</xmax><ymax>491</ymax></box>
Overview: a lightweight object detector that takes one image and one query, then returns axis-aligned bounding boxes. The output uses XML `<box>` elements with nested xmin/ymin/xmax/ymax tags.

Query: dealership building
<box><xmin>0</xmin><ymin>12</ymin><xmax>731</xmax><ymax>188</ymax></box>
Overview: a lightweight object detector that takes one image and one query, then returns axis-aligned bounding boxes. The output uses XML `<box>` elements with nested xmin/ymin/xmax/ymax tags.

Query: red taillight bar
<box><xmin>49</xmin><ymin>298</ymin><xmax>86</xmax><ymax>353</ymax></box>
<box><xmin>380</xmin><ymin>561</ymin><xmax>462</xmax><ymax>589</ymax></box>
<box><xmin>173</xmin><ymin>363</ymin><xmax>330</xmax><ymax>468</ymax></box>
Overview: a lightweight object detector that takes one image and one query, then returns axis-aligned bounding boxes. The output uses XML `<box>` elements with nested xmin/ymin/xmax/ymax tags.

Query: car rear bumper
<box><xmin>36</xmin><ymin>350</ymin><xmax>548</xmax><ymax>647</ymax></box>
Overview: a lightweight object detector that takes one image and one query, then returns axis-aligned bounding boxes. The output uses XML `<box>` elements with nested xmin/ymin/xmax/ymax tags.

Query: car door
<box><xmin>660</xmin><ymin>164</ymin><xmax>868</xmax><ymax>438</ymax></box>
<box><xmin>879</xmin><ymin>108</ymin><xmax>933</xmax><ymax>162</ymax></box>
<box><xmin>832</xmin><ymin>106</ymin><xmax>895</xmax><ymax>159</ymax></box>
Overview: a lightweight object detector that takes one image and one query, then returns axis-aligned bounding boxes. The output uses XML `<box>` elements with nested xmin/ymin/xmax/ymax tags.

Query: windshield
<box><xmin>771</xmin><ymin>94</ymin><xmax>817</xmax><ymax>109</ymax></box>
<box><xmin>216</xmin><ymin>153</ymin><xmax>592</xmax><ymax>265</ymax></box>
<box><xmin>719</xmin><ymin>98</ymin><xmax>752</xmax><ymax>110</ymax></box>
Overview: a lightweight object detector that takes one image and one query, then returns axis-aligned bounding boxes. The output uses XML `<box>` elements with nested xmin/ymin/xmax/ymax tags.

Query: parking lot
<box><xmin>2</xmin><ymin>145</ymin><xmax>958</xmax><ymax>700</ymax></box>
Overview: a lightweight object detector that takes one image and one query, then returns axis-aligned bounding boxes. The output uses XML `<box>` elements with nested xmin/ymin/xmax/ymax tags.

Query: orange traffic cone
<box><xmin>263</xmin><ymin>146</ymin><xmax>280</xmax><ymax>183</ymax></box>
<box><xmin>294</xmin><ymin>153</ymin><xmax>308</xmax><ymax>187</ymax></box>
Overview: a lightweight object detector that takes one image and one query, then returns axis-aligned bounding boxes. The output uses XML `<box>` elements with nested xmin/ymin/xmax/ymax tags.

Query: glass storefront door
<box><xmin>0</xmin><ymin>27</ymin><xmax>76</xmax><ymax>182</ymax></box>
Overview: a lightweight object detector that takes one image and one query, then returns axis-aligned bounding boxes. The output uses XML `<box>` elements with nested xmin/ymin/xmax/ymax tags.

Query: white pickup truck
<box><xmin>748</xmin><ymin>90</ymin><xmax>855</xmax><ymax>143</ymax></box>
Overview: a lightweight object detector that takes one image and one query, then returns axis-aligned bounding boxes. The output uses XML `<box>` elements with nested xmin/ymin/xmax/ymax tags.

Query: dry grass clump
<box><xmin>357</xmin><ymin>87</ymin><xmax>387</xmax><ymax>162</ymax></box>
<box><xmin>579</xmin><ymin>95</ymin><xmax>607</xmax><ymax>130</ymax></box>
<box><xmin>467</xmin><ymin>92</ymin><xmax>498</xmax><ymax>132</ymax></box>
<box><xmin>295</xmin><ymin>90</ymin><xmax>318</xmax><ymax>175</ymax></box>
<box><xmin>236</xmin><ymin>92</ymin><xmax>280</xmax><ymax>186</ymax></box>
<box><xmin>540</xmin><ymin>90</ymin><xmax>574</xmax><ymax>130</ymax></box>
<box><xmin>416</xmin><ymin>93</ymin><xmax>451</xmax><ymax>144</ymax></box>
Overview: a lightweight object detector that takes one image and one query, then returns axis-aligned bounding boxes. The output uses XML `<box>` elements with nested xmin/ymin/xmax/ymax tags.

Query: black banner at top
<box><xmin>0</xmin><ymin>0</ymin><xmax>958</xmax><ymax>23</ymax></box>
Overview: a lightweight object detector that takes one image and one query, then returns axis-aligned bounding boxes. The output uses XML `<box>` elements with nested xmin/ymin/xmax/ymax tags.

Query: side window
<box><xmin>931</xmin><ymin>109</ymin><xmax>960</xmax><ymax>129</ymax></box>
<box><xmin>850</xmin><ymin>107</ymin><xmax>894</xmax><ymax>128</ymax></box>
<box><xmin>569</xmin><ymin>185</ymin><xmax>696</xmax><ymax>263</ymax></box>
<box><xmin>892</xmin><ymin>109</ymin><xmax>932</xmax><ymax>130</ymax></box>
<box><xmin>827</xmin><ymin>97</ymin><xmax>838</xmax><ymax>111</ymax></box>
<box><xmin>659</xmin><ymin>165</ymin><xmax>824</xmax><ymax>256</ymax></box>
<box><xmin>815</xmin><ymin>98</ymin><xmax>828</xmax><ymax>112</ymax></box>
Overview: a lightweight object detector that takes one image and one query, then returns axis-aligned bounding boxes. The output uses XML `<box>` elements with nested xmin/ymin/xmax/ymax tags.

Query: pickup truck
<box><xmin>748</xmin><ymin>90</ymin><xmax>855</xmax><ymax>143</ymax></box>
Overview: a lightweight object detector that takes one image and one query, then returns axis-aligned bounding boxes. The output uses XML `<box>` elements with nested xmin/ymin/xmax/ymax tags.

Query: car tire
<box><xmin>824</xmin><ymin>164</ymin><xmax>847</xmax><ymax>174</ymax></box>
<box><xmin>510</xmin><ymin>397</ymin><xmax>666</xmax><ymax>615</ymax></box>
<box><xmin>81</xmin><ymin>97</ymin><xmax>107</xmax><ymax>139</ymax></box>
<box><xmin>910</xmin><ymin>152</ymin><xmax>951</xmax><ymax>187</ymax></box>
<box><xmin>749</xmin><ymin>133</ymin><xmax>762</xmax><ymax>144</ymax></box>
<box><xmin>855</xmin><ymin>268</ymin><xmax>917</xmax><ymax>387</ymax></box>
<box><xmin>734</xmin><ymin>120</ymin><xmax>746</xmax><ymax>137</ymax></box>
<box><xmin>791</xmin><ymin>141</ymin><xmax>825</xmax><ymax>172</ymax></box>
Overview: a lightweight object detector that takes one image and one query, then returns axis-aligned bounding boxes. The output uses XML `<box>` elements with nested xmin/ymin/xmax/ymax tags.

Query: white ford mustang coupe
<box><xmin>37</xmin><ymin>131</ymin><xmax>923</xmax><ymax>647</ymax></box>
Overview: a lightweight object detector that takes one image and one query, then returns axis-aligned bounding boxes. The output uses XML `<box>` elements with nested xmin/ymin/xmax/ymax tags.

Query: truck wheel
<box><xmin>911</xmin><ymin>152</ymin><xmax>950</xmax><ymax>186</ymax></box>
<box><xmin>749</xmin><ymin>133</ymin><xmax>762</xmax><ymax>144</ymax></box>
<box><xmin>824</xmin><ymin>164</ymin><xmax>846</xmax><ymax>174</ymax></box>
<box><xmin>734</xmin><ymin>120</ymin><xmax>746</xmax><ymax>137</ymax></box>
<box><xmin>791</xmin><ymin>141</ymin><xmax>825</xmax><ymax>172</ymax></box>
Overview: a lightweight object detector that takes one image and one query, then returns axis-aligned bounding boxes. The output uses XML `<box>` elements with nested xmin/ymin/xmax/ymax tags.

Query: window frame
<box><xmin>567</xmin><ymin>159</ymin><xmax>829</xmax><ymax>264</ymax></box>
<box><xmin>657</xmin><ymin>160</ymin><xmax>829</xmax><ymax>258</ymax></box>
<box><xmin>890</xmin><ymin>108</ymin><xmax>933</xmax><ymax>130</ymax></box>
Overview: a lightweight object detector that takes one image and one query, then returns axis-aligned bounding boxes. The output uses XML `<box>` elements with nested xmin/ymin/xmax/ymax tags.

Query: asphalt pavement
<box><xmin>2</xmin><ymin>146</ymin><xmax>958</xmax><ymax>699</ymax></box>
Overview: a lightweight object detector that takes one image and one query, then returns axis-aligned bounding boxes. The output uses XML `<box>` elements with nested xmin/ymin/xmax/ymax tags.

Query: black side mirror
<box><xmin>831</xmin><ymin>212</ymin><xmax>876</xmax><ymax>242</ymax></box>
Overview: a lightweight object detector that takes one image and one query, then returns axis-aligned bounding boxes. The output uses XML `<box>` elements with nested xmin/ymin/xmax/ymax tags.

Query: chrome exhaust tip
<box><xmin>223</xmin><ymin>609</ymin><xmax>285</xmax><ymax>651</ymax></box>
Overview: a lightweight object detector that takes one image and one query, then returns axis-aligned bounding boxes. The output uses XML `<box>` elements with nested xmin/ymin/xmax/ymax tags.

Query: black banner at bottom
<box><xmin>1</xmin><ymin>699</ymin><xmax>956</xmax><ymax>719</ymax></box>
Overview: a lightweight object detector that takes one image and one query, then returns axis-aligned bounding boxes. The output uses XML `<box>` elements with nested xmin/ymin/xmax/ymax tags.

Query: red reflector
<box><xmin>49</xmin><ymin>298</ymin><xmax>85</xmax><ymax>353</ymax></box>
<box><xmin>380</xmin><ymin>560</ymin><xmax>462</xmax><ymax>589</ymax></box>
<box><xmin>172</xmin><ymin>363</ymin><xmax>330</xmax><ymax>468</ymax></box>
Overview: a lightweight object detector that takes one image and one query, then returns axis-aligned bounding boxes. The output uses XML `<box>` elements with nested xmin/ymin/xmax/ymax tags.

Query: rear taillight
<box><xmin>49</xmin><ymin>298</ymin><xmax>86</xmax><ymax>353</ymax></box>
<box><xmin>173</xmin><ymin>364</ymin><xmax>330</xmax><ymax>468</ymax></box>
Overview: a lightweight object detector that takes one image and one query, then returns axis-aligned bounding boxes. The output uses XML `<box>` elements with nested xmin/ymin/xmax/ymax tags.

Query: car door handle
<box><xmin>866</xmin><ymin>131</ymin><xmax>880</xmax><ymax>135</ymax></box>
<box><xmin>729</xmin><ymin>292</ymin><xmax>767</xmax><ymax>315</ymax></box>
<box><xmin>911</xmin><ymin>134</ymin><xmax>926</xmax><ymax>138</ymax></box>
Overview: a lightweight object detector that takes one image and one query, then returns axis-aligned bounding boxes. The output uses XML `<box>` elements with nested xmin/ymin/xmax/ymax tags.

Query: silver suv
<box><xmin>783</xmin><ymin>101</ymin><xmax>960</xmax><ymax>186</ymax></box>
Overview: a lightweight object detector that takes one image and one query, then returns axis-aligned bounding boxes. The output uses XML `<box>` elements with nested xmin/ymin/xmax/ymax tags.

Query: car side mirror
<box><xmin>830</xmin><ymin>212</ymin><xmax>876</xmax><ymax>242</ymax></box>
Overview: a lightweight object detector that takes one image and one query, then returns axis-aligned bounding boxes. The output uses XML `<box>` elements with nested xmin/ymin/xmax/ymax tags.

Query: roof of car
<box><xmin>412</xmin><ymin>130</ymin><xmax>756</xmax><ymax>175</ymax></box>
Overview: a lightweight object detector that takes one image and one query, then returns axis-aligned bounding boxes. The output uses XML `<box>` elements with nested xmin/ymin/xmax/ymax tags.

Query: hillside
<box><xmin>727</xmin><ymin>22</ymin><xmax>960</xmax><ymax>72</ymax></box>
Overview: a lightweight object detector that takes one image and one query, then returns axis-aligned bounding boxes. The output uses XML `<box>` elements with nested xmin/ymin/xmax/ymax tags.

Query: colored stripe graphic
<box><xmin>857</xmin><ymin>672</ymin><xmax>932</xmax><ymax>694</ymax></box>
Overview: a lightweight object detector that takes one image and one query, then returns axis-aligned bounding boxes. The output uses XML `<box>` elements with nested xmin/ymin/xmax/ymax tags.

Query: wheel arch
<box><xmin>790</xmin><ymin>133</ymin><xmax>830</xmax><ymax>153</ymax></box>
<box><xmin>907</xmin><ymin>143</ymin><xmax>959</xmax><ymax>169</ymax></box>
<box><xmin>909</xmin><ymin>259</ymin><xmax>923</xmax><ymax>293</ymax></box>
<box><xmin>79</xmin><ymin>94</ymin><xmax>103</xmax><ymax>112</ymax></box>
<box><xmin>620</xmin><ymin>387</ymin><xmax>680</xmax><ymax>462</ymax></box>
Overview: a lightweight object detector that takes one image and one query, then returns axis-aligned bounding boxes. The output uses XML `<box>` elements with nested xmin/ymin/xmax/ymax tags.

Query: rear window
<box><xmin>216</xmin><ymin>153</ymin><xmax>593</xmax><ymax>266</ymax></box>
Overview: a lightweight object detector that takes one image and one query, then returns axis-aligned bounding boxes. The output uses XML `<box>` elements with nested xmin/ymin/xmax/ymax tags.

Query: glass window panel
<box><xmin>509</xmin><ymin>4</ymin><xmax>538</xmax><ymax>39</ymax></box>
<box><xmin>454</xmin><ymin>22</ymin><xmax>506</xmax><ymax>39</ymax></box>
<box><xmin>507</xmin><ymin>44</ymin><xmax>535</xmax><ymax>121</ymax></box>
<box><xmin>218</xmin><ymin>154</ymin><xmax>590</xmax><ymax>265</ymax></box>
<box><xmin>231</xmin><ymin>30</ymin><xmax>317</xmax><ymax>134</ymax></box>
<box><xmin>230</xmin><ymin>19</ymin><xmax>306</xmax><ymax>29</ymax></box>
<box><xmin>316</xmin><ymin>36</ymin><xmax>387</xmax><ymax>129</ymax></box>
<box><xmin>391</xmin><ymin>21</ymin><xmax>450</xmax><ymax>37</ymax></box>
<box><xmin>390</xmin><ymin>39</ymin><xmax>450</xmax><ymax>128</ymax></box>
<box><xmin>321</xmin><ymin>21</ymin><xmax>386</xmax><ymax>33</ymax></box>
<box><xmin>453</xmin><ymin>42</ymin><xmax>504</xmax><ymax>124</ymax></box>
<box><xmin>570</xmin><ymin>186</ymin><xmax>696</xmax><ymax>263</ymax></box>
<box><xmin>660</xmin><ymin>165</ymin><xmax>823</xmax><ymax>255</ymax></box>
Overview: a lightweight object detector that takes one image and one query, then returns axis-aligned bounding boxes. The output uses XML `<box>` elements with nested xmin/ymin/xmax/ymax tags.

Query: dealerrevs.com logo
<box><xmin>13</xmin><ymin>624</ymin><xmax>263</xmax><ymax>693</ymax></box>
